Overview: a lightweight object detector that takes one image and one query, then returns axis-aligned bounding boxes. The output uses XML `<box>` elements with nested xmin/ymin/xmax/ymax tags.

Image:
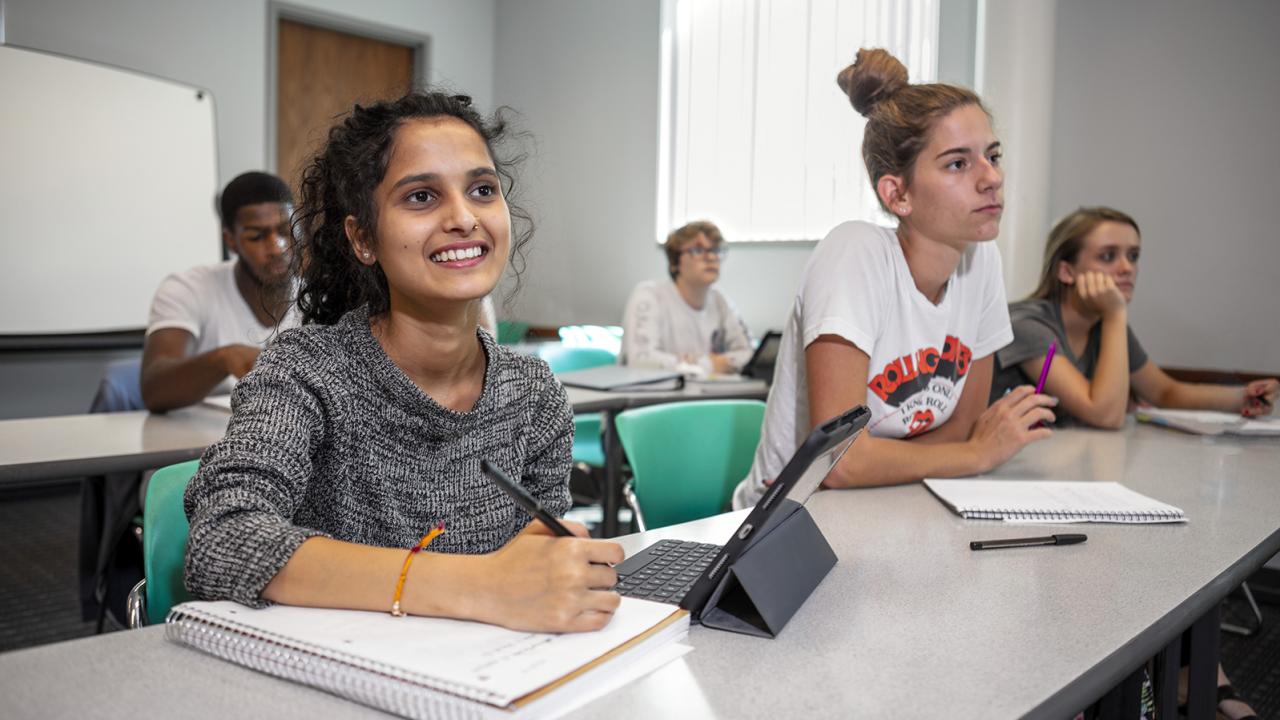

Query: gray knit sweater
<box><xmin>184</xmin><ymin>305</ymin><xmax>573</xmax><ymax>607</ymax></box>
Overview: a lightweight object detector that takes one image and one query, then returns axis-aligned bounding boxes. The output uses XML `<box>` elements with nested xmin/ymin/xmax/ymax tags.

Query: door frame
<box><xmin>265</xmin><ymin>1</ymin><xmax>430</xmax><ymax>174</ymax></box>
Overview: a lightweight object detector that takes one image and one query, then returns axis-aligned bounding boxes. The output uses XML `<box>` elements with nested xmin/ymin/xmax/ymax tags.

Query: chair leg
<box><xmin>126</xmin><ymin>579</ymin><xmax>148</xmax><ymax>629</ymax></box>
<box><xmin>1221</xmin><ymin>581</ymin><xmax>1264</xmax><ymax>637</ymax></box>
<box><xmin>623</xmin><ymin>480</ymin><xmax>647</xmax><ymax>533</ymax></box>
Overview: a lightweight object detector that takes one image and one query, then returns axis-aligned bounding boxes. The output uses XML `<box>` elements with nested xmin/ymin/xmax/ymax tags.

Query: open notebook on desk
<box><xmin>924</xmin><ymin>479</ymin><xmax>1186</xmax><ymax>524</ymax></box>
<box><xmin>166</xmin><ymin>598</ymin><xmax>689</xmax><ymax>720</ymax></box>
<box><xmin>1136</xmin><ymin>408</ymin><xmax>1280</xmax><ymax>437</ymax></box>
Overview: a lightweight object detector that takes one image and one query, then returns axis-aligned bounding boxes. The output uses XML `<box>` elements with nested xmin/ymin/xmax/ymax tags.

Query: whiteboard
<box><xmin>0</xmin><ymin>45</ymin><xmax>220</xmax><ymax>335</ymax></box>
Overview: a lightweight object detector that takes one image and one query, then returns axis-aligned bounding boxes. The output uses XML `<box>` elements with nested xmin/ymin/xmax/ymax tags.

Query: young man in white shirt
<box><xmin>141</xmin><ymin>171</ymin><xmax>299</xmax><ymax>411</ymax></box>
<box><xmin>621</xmin><ymin>220</ymin><xmax>752</xmax><ymax>375</ymax></box>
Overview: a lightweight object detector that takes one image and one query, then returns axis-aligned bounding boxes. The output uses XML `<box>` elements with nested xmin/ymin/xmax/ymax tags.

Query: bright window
<box><xmin>657</xmin><ymin>0</ymin><xmax>940</xmax><ymax>242</ymax></box>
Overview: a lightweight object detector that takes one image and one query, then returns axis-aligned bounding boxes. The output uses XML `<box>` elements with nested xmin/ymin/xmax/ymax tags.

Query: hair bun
<box><xmin>836</xmin><ymin>48</ymin><xmax>909</xmax><ymax>117</ymax></box>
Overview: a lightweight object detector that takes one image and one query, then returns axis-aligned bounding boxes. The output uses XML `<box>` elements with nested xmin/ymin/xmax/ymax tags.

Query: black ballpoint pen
<box><xmin>970</xmin><ymin>533</ymin><xmax>1087</xmax><ymax>551</ymax></box>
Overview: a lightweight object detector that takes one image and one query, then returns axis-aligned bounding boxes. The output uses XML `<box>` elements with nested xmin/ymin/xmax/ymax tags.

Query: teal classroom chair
<box><xmin>538</xmin><ymin>346</ymin><xmax>618</xmax><ymax>469</ymax></box>
<box><xmin>614</xmin><ymin>400</ymin><xmax>766</xmax><ymax>530</ymax></box>
<box><xmin>537</xmin><ymin>345</ymin><xmax>617</xmax><ymax>373</ymax></box>
<box><xmin>125</xmin><ymin>460</ymin><xmax>198</xmax><ymax>627</ymax></box>
<box><xmin>496</xmin><ymin>319</ymin><xmax>529</xmax><ymax>345</ymax></box>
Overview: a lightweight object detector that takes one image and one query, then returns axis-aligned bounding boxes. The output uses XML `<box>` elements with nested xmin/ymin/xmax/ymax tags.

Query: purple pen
<box><xmin>1034</xmin><ymin>340</ymin><xmax>1057</xmax><ymax>395</ymax></box>
<box><xmin>1032</xmin><ymin>341</ymin><xmax>1057</xmax><ymax>429</ymax></box>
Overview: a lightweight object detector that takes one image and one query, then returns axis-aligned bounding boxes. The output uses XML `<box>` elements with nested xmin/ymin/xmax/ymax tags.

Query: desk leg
<box><xmin>600</xmin><ymin>409</ymin><xmax>621</xmax><ymax>538</ymax></box>
<box><xmin>1185</xmin><ymin>604</ymin><xmax>1221</xmax><ymax>720</ymax></box>
<box><xmin>1154</xmin><ymin>634</ymin><xmax>1181</xmax><ymax>720</ymax></box>
<box><xmin>1096</xmin><ymin>667</ymin><xmax>1143</xmax><ymax>720</ymax></box>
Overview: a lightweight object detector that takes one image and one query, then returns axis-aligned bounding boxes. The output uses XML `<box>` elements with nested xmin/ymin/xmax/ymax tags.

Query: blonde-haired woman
<box><xmin>991</xmin><ymin>206</ymin><xmax>1276</xmax><ymax>426</ymax></box>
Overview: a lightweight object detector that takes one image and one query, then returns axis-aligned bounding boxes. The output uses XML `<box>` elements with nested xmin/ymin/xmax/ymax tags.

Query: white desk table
<box><xmin>2</xmin><ymin>424</ymin><xmax>1277</xmax><ymax>718</ymax></box>
<box><xmin>0</xmin><ymin>406</ymin><xmax>230</xmax><ymax>485</ymax></box>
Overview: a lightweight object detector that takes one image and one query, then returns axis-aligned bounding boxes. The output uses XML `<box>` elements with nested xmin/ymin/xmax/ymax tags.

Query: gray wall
<box><xmin>496</xmin><ymin>0</ymin><xmax>980</xmax><ymax>336</ymax></box>
<box><xmin>1048</xmin><ymin>0</ymin><xmax>1280</xmax><ymax>373</ymax></box>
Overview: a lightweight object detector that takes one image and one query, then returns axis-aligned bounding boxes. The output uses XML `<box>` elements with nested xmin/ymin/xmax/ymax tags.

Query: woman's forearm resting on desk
<box><xmin>1131</xmin><ymin>363</ymin><xmax>1279</xmax><ymax>416</ymax></box>
<box><xmin>822</xmin><ymin>386</ymin><xmax>1056</xmax><ymax>487</ymax></box>
<box><xmin>1022</xmin><ymin>312</ymin><xmax>1130</xmax><ymax>429</ymax></box>
<box><xmin>263</xmin><ymin>531</ymin><xmax>624</xmax><ymax>633</ymax></box>
<box><xmin>809</xmin><ymin>340</ymin><xmax>1055</xmax><ymax>487</ymax></box>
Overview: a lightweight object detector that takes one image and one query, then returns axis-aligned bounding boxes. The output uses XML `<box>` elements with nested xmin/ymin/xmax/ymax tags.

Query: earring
<box><xmin>362</xmin><ymin>251</ymin><xmax>371</xmax><ymax>259</ymax></box>
<box><xmin>898</xmin><ymin>206</ymin><xmax>908</xmax><ymax>213</ymax></box>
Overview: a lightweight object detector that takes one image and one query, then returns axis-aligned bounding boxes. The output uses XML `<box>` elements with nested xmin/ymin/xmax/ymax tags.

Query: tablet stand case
<box><xmin>697</xmin><ymin>505</ymin><xmax>836</xmax><ymax>638</ymax></box>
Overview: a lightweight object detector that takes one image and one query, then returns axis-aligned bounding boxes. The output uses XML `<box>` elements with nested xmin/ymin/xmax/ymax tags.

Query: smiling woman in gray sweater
<box><xmin>184</xmin><ymin>91</ymin><xmax>624</xmax><ymax>634</ymax></box>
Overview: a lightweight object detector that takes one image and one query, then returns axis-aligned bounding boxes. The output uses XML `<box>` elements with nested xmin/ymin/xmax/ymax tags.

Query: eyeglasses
<box><xmin>683</xmin><ymin>246</ymin><xmax>727</xmax><ymax>259</ymax></box>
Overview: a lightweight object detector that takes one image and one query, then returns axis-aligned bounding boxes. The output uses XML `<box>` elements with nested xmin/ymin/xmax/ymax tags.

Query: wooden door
<box><xmin>276</xmin><ymin>19</ymin><xmax>416</xmax><ymax>190</ymax></box>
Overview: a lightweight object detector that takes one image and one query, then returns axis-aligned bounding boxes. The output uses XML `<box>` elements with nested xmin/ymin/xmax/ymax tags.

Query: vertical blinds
<box><xmin>658</xmin><ymin>0</ymin><xmax>939</xmax><ymax>243</ymax></box>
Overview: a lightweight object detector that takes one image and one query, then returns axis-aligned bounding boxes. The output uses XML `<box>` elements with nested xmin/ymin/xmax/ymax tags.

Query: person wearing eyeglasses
<box><xmin>621</xmin><ymin>220</ymin><xmax>752</xmax><ymax>375</ymax></box>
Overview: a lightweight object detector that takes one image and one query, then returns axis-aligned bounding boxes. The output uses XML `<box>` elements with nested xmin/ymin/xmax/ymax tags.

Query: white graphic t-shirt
<box><xmin>733</xmin><ymin>221</ymin><xmax>1012</xmax><ymax>508</ymax></box>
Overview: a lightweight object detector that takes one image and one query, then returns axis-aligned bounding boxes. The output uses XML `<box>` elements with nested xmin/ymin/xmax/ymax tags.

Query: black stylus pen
<box><xmin>970</xmin><ymin>533</ymin><xmax>1087</xmax><ymax>551</ymax></box>
<box><xmin>480</xmin><ymin>459</ymin><xmax>574</xmax><ymax>537</ymax></box>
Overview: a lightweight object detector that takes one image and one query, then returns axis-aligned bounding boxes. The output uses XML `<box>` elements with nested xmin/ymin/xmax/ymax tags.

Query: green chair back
<box><xmin>143</xmin><ymin>460</ymin><xmax>198</xmax><ymax>622</ymax></box>
<box><xmin>614</xmin><ymin>400</ymin><xmax>766</xmax><ymax>529</ymax></box>
<box><xmin>538</xmin><ymin>346</ymin><xmax>616</xmax><ymax>468</ymax></box>
<box><xmin>496</xmin><ymin>320</ymin><xmax>529</xmax><ymax>345</ymax></box>
<box><xmin>538</xmin><ymin>345</ymin><xmax>617</xmax><ymax>373</ymax></box>
<box><xmin>572</xmin><ymin>414</ymin><xmax>606</xmax><ymax>468</ymax></box>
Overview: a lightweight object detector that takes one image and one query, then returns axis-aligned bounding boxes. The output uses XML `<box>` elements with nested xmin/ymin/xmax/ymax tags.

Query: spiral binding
<box><xmin>958</xmin><ymin>506</ymin><xmax>1184</xmax><ymax>523</ymax></box>
<box><xmin>166</xmin><ymin>608</ymin><xmax>508</xmax><ymax>720</ymax></box>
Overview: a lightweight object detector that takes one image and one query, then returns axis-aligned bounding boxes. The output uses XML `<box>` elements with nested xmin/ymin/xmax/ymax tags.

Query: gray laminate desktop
<box><xmin>1</xmin><ymin>423</ymin><xmax>1276</xmax><ymax>718</ymax></box>
<box><xmin>0</xmin><ymin>406</ymin><xmax>230</xmax><ymax>484</ymax></box>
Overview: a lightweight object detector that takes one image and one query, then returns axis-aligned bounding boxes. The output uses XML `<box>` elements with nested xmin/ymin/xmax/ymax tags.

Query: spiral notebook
<box><xmin>165</xmin><ymin>599</ymin><xmax>690</xmax><ymax>720</ymax></box>
<box><xmin>923</xmin><ymin>479</ymin><xmax>1186</xmax><ymax>524</ymax></box>
<box><xmin>1136</xmin><ymin>408</ymin><xmax>1280</xmax><ymax>437</ymax></box>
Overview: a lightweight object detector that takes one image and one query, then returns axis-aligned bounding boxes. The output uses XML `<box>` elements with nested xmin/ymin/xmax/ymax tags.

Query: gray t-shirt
<box><xmin>991</xmin><ymin>298</ymin><xmax>1148</xmax><ymax>425</ymax></box>
<box><xmin>184</xmin><ymin>305</ymin><xmax>573</xmax><ymax>607</ymax></box>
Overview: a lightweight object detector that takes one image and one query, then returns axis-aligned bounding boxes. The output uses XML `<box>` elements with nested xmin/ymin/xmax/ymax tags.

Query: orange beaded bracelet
<box><xmin>390</xmin><ymin>522</ymin><xmax>445</xmax><ymax>617</ymax></box>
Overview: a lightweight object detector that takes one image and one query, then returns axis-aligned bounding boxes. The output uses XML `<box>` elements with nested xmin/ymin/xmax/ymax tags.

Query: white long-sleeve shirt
<box><xmin>620</xmin><ymin>279</ymin><xmax>752</xmax><ymax>373</ymax></box>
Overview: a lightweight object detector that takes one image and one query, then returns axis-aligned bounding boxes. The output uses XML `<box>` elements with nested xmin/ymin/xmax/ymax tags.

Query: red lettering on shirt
<box><xmin>867</xmin><ymin>336</ymin><xmax>974</xmax><ymax>406</ymax></box>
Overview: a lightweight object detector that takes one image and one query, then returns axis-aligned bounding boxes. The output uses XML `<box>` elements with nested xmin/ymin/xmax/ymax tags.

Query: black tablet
<box><xmin>677</xmin><ymin>404</ymin><xmax>869</xmax><ymax>616</ymax></box>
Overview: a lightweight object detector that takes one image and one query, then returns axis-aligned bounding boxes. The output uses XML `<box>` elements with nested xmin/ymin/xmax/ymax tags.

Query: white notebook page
<box><xmin>178</xmin><ymin>597</ymin><xmax>681</xmax><ymax>705</ymax></box>
<box><xmin>923</xmin><ymin>480</ymin><xmax>1185</xmax><ymax>523</ymax></box>
<box><xmin>1139</xmin><ymin>407</ymin><xmax>1280</xmax><ymax>436</ymax></box>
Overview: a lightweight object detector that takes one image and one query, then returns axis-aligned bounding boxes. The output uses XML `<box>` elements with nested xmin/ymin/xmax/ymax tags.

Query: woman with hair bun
<box><xmin>183</xmin><ymin>91</ymin><xmax>624</xmax><ymax>632</ymax></box>
<box><xmin>735</xmin><ymin>48</ymin><xmax>1055</xmax><ymax>506</ymax></box>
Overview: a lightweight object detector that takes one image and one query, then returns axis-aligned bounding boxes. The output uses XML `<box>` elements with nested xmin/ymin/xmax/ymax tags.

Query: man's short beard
<box><xmin>239</xmin><ymin>259</ymin><xmax>293</xmax><ymax>306</ymax></box>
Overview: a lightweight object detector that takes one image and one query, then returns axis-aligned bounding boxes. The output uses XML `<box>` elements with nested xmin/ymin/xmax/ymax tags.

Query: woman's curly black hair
<box><xmin>292</xmin><ymin>91</ymin><xmax>533</xmax><ymax>325</ymax></box>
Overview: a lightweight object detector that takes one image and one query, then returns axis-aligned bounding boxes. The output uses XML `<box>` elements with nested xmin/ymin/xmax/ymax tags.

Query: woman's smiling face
<box><xmin>352</xmin><ymin>116</ymin><xmax>511</xmax><ymax>311</ymax></box>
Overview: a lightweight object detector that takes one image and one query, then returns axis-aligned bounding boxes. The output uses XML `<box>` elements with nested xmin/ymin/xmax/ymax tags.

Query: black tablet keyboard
<box><xmin>613</xmin><ymin>539</ymin><xmax>723</xmax><ymax>604</ymax></box>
